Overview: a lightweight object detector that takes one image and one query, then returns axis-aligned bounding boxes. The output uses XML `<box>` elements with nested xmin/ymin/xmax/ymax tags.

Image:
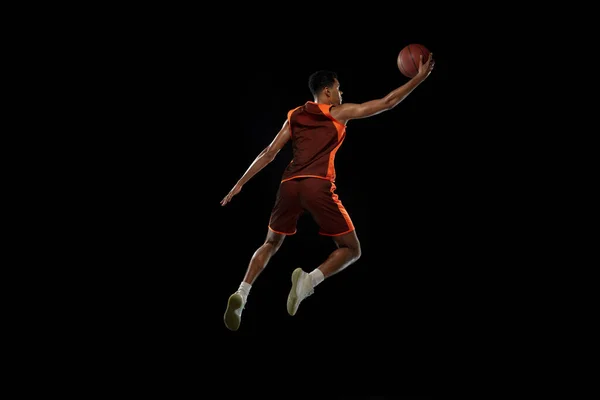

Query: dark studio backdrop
<box><xmin>103</xmin><ymin>15</ymin><xmax>519</xmax><ymax>389</ymax></box>
<box><xmin>211</xmin><ymin>39</ymin><xmax>459</xmax><ymax>336</ymax></box>
<box><xmin>201</xmin><ymin>36</ymin><xmax>498</xmax><ymax>331</ymax></box>
<box><xmin>184</xmin><ymin>35</ymin><xmax>496</xmax><ymax>361</ymax></box>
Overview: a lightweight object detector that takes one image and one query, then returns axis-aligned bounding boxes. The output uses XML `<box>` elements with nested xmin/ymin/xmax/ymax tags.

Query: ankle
<box><xmin>237</xmin><ymin>282</ymin><xmax>251</xmax><ymax>302</ymax></box>
<box><xmin>308</xmin><ymin>269</ymin><xmax>324</xmax><ymax>288</ymax></box>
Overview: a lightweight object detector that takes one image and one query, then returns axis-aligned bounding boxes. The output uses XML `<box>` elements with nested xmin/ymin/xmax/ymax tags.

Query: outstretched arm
<box><xmin>331</xmin><ymin>53</ymin><xmax>435</xmax><ymax>124</ymax></box>
<box><xmin>220</xmin><ymin>119</ymin><xmax>291</xmax><ymax>206</ymax></box>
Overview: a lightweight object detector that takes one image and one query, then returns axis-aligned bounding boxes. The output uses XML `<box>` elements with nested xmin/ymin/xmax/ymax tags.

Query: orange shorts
<box><xmin>268</xmin><ymin>177</ymin><xmax>355</xmax><ymax>236</ymax></box>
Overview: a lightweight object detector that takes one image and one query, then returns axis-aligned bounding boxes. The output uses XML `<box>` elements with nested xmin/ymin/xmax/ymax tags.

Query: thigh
<box><xmin>301</xmin><ymin>179</ymin><xmax>355</xmax><ymax>236</ymax></box>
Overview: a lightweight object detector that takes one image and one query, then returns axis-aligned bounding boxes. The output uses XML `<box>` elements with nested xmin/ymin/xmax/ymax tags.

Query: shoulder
<box><xmin>329</xmin><ymin>104</ymin><xmax>350</xmax><ymax>126</ymax></box>
<box><xmin>287</xmin><ymin>104</ymin><xmax>305</xmax><ymax>119</ymax></box>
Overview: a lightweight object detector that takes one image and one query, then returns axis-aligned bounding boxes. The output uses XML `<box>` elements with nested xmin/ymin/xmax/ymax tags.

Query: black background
<box><xmin>98</xmin><ymin>13</ymin><xmax>523</xmax><ymax>393</ymax></box>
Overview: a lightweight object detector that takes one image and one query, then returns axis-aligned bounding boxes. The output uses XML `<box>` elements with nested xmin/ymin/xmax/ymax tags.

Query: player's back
<box><xmin>280</xmin><ymin>101</ymin><xmax>346</xmax><ymax>183</ymax></box>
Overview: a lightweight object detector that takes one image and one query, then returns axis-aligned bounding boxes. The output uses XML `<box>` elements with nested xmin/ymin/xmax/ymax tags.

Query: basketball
<box><xmin>397</xmin><ymin>44</ymin><xmax>430</xmax><ymax>78</ymax></box>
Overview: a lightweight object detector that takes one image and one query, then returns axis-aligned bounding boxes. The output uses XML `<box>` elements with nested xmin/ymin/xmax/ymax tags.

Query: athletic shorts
<box><xmin>268</xmin><ymin>177</ymin><xmax>355</xmax><ymax>236</ymax></box>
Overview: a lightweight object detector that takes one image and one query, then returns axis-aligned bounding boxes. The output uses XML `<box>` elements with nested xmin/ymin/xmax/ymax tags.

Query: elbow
<box><xmin>384</xmin><ymin>97</ymin><xmax>401</xmax><ymax>110</ymax></box>
<box><xmin>379</xmin><ymin>97</ymin><xmax>396</xmax><ymax>111</ymax></box>
<box><xmin>264</xmin><ymin>147</ymin><xmax>279</xmax><ymax>161</ymax></box>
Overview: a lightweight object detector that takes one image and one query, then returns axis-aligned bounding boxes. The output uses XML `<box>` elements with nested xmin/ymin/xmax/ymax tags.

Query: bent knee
<box><xmin>353</xmin><ymin>245</ymin><xmax>362</xmax><ymax>261</ymax></box>
<box><xmin>340</xmin><ymin>242</ymin><xmax>361</xmax><ymax>261</ymax></box>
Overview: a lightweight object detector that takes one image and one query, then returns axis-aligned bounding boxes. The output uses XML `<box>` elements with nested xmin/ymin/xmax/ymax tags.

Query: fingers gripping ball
<box><xmin>397</xmin><ymin>44</ymin><xmax>430</xmax><ymax>78</ymax></box>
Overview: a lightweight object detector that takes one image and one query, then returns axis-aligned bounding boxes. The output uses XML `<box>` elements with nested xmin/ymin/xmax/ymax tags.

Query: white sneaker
<box><xmin>224</xmin><ymin>291</ymin><xmax>245</xmax><ymax>331</ymax></box>
<box><xmin>287</xmin><ymin>268</ymin><xmax>314</xmax><ymax>316</ymax></box>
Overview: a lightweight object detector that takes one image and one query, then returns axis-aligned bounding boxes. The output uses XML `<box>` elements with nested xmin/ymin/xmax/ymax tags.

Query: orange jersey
<box><xmin>280</xmin><ymin>101</ymin><xmax>347</xmax><ymax>183</ymax></box>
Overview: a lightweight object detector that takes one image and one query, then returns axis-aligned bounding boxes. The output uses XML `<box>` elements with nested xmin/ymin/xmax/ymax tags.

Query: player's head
<box><xmin>308</xmin><ymin>70</ymin><xmax>343</xmax><ymax>105</ymax></box>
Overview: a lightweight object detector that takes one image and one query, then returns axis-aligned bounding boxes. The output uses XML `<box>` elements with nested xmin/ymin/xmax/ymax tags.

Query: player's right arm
<box><xmin>220</xmin><ymin>119</ymin><xmax>291</xmax><ymax>206</ymax></box>
<box><xmin>331</xmin><ymin>53</ymin><xmax>434</xmax><ymax>123</ymax></box>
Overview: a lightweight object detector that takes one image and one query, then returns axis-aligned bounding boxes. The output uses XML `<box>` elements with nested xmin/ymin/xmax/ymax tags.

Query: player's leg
<box><xmin>319</xmin><ymin>229</ymin><xmax>362</xmax><ymax>278</ymax></box>
<box><xmin>287</xmin><ymin>230</ymin><xmax>361</xmax><ymax>316</ymax></box>
<box><xmin>224</xmin><ymin>229</ymin><xmax>286</xmax><ymax>331</ymax></box>
<box><xmin>224</xmin><ymin>180</ymin><xmax>302</xmax><ymax>330</ymax></box>
<box><xmin>242</xmin><ymin>229</ymin><xmax>286</xmax><ymax>285</ymax></box>
<box><xmin>287</xmin><ymin>179</ymin><xmax>361</xmax><ymax>316</ymax></box>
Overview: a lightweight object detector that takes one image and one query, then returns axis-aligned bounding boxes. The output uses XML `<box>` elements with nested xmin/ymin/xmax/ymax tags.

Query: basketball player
<box><xmin>221</xmin><ymin>53</ymin><xmax>435</xmax><ymax>331</ymax></box>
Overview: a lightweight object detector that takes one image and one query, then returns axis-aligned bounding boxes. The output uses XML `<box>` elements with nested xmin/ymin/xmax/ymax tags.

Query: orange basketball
<box><xmin>397</xmin><ymin>44</ymin><xmax>430</xmax><ymax>78</ymax></box>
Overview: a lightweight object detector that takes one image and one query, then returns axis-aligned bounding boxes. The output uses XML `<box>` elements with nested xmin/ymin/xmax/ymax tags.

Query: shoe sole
<box><xmin>224</xmin><ymin>293</ymin><xmax>243</xmax><ymax>331</ymax></box>
<box><xmin>287</xmin><ymin>267</ymin><xmax>303</xmax><ymax>316</ymax></box>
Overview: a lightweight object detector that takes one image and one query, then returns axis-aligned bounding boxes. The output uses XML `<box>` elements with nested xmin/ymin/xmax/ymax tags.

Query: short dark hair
<box><xmin>308</xmin><ymin>70</ymin><xmax>338</xmax><ymax>97</ymax></box>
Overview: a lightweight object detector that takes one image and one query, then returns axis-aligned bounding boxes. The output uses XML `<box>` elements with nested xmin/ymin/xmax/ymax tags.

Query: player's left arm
<box><xmin>332</xmin><ymin>54</ymin><xmax>434</xmax><ymax>123</ymax></box>
<box><xmin>220</xmin><ymin>119</ymin><xmax>291</xmax><ymax>206</ymax></box>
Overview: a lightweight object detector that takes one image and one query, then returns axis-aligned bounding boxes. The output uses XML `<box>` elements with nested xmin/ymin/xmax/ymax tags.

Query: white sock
<box><xmin>308</xmin><ymin>269</ymin><xmax>325</xmax><ymax>288</ymax></box>
<box><xmin>238</xmin><ymin>282</ymin><xmax>251</xmax><ymax>302</ymax></box>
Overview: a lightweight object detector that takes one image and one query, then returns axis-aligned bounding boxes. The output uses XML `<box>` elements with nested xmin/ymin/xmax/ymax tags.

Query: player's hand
<box><xmin>416</xmin><ymin>52</ymin><xmax>434</xmax><ymax>80</ymax></box>
<box><xmin>220</xmin><ymin>183</ymin><xmax>243</xmax><ymax>206</ymax></box>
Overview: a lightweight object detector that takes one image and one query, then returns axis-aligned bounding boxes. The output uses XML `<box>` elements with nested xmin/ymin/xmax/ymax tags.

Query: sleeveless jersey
<box><xmin>280</xmin><ymin>101</ymin><xmax>347</xmax><ymax>183</ymax></box>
